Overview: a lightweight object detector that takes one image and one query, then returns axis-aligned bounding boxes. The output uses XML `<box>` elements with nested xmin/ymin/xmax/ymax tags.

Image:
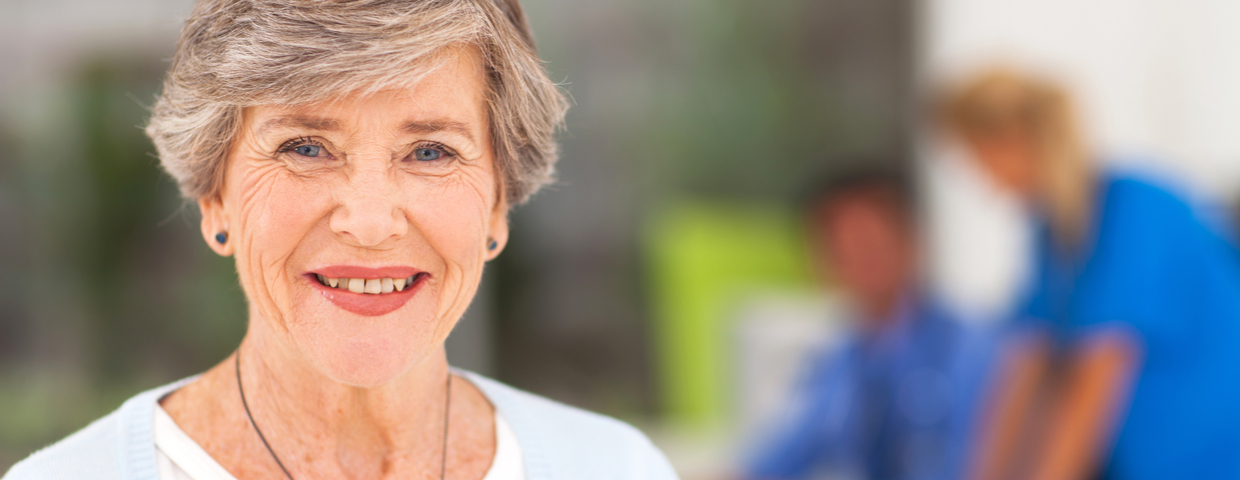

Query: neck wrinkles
<box><xmin>238</xmin><ymin>319</ymin><xmax>452</xmax><ymax>475</ymax></box>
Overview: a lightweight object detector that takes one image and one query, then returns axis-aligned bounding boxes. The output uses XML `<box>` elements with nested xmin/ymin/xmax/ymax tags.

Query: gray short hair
<box><xmin>146</xmin><ymin>0</ymin><xmax>569</xmax><ymax>205</ymax></box>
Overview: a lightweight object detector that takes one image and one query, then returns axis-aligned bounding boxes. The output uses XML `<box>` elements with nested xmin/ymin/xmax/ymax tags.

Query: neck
<box><xmin>247</xmin><ymin>326</ymin><xmax>448</xmax><ymax>421</ymax></box>
<box><xmin>859</xmin><ymin>292</ymin><xmax>902</xmax><ymax>328</ymax></box>
<box><xmin>239</xmin><ymin>321</ymin><xmax>452</xmax><ymax>477</ymax></box>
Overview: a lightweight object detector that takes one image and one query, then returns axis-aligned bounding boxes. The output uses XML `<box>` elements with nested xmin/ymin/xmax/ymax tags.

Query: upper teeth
<box><xmin>316</xmin><ymin>274</ymin><xmax>416</xmax><ymax>294</ymax></box>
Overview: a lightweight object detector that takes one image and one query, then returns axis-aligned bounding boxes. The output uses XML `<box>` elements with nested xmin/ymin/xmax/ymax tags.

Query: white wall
<box><xmin>917</xmin><ymin>0</ymin><xmax>1240</xmax><ymax>319</ymax></box>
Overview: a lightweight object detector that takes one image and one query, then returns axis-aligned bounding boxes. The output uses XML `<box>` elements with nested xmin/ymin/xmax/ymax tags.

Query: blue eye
<box><xmin>293</xmin><ymin>144</ymin><xmax>322</xmax><ymax>157</ymax></box>
<box><xmin>414</xmin><ymin>147</ymin><xmax>442</xmax><ymax>162</ymax></box>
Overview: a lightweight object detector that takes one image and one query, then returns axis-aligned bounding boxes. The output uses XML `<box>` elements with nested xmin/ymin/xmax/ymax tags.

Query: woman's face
<box><xmin>964</xmin><ymin>130</ymin><xmax>1039</xmax><ymax>197</ymax></box>
<box><xmin>200</xmin><ymin>48</ymin><xmax>507</xmax><ymax>386</ymax></box>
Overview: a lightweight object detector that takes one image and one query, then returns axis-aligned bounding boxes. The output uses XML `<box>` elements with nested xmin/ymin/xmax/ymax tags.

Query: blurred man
<box><xmin>745</xmin><ymin>166</ymin><xmax>995</xmax><ymax>480</ymax></box>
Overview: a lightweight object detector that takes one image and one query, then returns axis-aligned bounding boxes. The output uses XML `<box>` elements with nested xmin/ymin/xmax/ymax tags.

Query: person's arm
<box><xmin>968</xmin><ymin>328</ymin><xmax>1140</xmax><ymax>480</ymax></box>
<box><xmin>968</xmin><ymin>334</ymin><xmax>1052</xmax><ymax>480</ymax></box>
<box><xmin>744</xmin><ymin>353</ymin><xmax>852</xmax><ymax>480</ymax></box>
<box><xmin>1027</xmin><ymin>328</ymin><xmax>1140</xmax><ymax>480</ymax></box>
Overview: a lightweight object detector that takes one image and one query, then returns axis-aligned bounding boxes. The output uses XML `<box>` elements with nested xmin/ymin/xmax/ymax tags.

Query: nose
<box><xmin>329</xmin><ymin>162</ymin><xmax>408</xmax><ymax>247</ymax></box>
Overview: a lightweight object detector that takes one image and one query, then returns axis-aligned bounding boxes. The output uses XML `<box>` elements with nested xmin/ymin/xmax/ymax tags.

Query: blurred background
<box><xmin>4</xmin><ymin>0</ymin><xmax>1240</xmax><ymax>478</ymax></box>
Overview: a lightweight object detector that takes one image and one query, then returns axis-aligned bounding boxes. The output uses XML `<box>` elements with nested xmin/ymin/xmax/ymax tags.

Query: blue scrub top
<box><xmin>1019</xmin><ymin>170</ymin><xmax>1240</xmax><ymax>479</ymax></box>
<box><xmin>745</xmin><ymin>297</ymin><xmax>996</xmax><ymax>480</ymax></box>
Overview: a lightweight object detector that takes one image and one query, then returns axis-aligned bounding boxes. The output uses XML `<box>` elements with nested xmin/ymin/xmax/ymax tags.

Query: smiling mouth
<box><xmin>313</xmin><ymin>273</ymin><xmax>427</xmax><ymax>294</ymax></box>
<box><xmin>307</xmin><ymin>269</ymin><xmax>429</xmax><ymax>317</ymax></box>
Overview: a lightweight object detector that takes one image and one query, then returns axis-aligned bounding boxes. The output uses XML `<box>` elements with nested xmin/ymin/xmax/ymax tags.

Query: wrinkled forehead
<box><xmin>239</xmin><ymin>44</ymin><xmax>491</xmax><ymax>109</ymax></box>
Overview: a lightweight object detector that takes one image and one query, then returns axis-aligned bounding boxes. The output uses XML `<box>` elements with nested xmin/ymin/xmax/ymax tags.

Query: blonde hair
<box><xmin>940</xmin><ymin>68</ymin><xmax>1094</xmax><ymax>246</ymax></box>
<box><xmin>146</xmin><ymin>0</ymin><xmax>569</xmax><ymax>206</ymax></box>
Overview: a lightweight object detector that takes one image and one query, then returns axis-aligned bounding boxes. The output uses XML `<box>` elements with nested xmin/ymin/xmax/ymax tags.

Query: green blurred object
<box><xmin>647</xmin><ymin>200</ymin><xmax>814</xmax><ymax>427</ymax></box>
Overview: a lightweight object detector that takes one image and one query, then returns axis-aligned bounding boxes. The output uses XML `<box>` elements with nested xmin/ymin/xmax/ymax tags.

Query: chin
<box><xmin>314</xmin><ymin>335</ymin><xmax>436</xmax><ymax>387</ymax></box>
<box><xmin>287</xmin><ymin>294</ymin><xmax>448</xmax><ymax>388</ymax></box>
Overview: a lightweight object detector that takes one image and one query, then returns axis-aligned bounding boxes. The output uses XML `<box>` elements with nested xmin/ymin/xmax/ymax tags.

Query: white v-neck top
<box><xmin>7</xmin><ymin>372</ymin><xmax>679</xmax><ymax>480</ymax></box>
<box><xmin>153</xmin><ymin>405</ymin><xmax>525</xmax><ymax>480</ymax></box>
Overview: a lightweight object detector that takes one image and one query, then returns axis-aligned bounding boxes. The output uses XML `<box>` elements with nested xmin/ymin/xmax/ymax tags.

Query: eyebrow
<box><xmin>257</xmin><ymin>115</ymin><xmax>343</xmax><ymax>135</ymax></box>
<box><xmin>402</xmin><ymin>120</ymin><xmax>476</xmax><ymax>145</ymax></box>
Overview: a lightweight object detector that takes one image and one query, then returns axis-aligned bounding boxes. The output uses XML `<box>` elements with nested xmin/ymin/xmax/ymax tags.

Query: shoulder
<box><xmin>3</xmin><ymin>411</ymin><xmax>124</xmax><ymax>480</ymax></box>
<box><xmin>462</xmin><ymin>372</ymin><xmax>680</xmax><ymax>480</ymax></box>
<box><xmin>1094</xmin><ymin>169</ymin><xmax>1205</xmax><ymax>249</ymax></box>
<box><xmin>1108</xmin><ymin>170</ymin><xmax>1180</xmax><ymax>200</ymax></box>
<box><xmin>1102</xmin><ymin>168</ymin><xmax>1197</xmax><ymax>223</ymax></box>
<box><xmin>1101</xmin><ymin>167</ymin><xmax>1237</xmax><ymax>246</ymax></box>
<box><xmin>4</xmin><ymin>378</ymin><xmax>193</xmax><ymax>480</ymax></box>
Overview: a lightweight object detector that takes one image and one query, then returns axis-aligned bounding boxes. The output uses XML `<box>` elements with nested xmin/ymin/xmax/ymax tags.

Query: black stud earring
<box><xmin>215</xmin><ymin>232</ymin><xmax>228</xmax><ymax>244</ymax></box>
<box><xmin>488</xmin><ymin>238</ymin><xmax>498</xmax><ymax>251</ymax></box>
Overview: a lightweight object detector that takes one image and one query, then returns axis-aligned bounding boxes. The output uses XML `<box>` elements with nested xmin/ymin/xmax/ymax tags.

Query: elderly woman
<box><xmin>5</xmin><ymin>1</ymin><xmax>677</xmax><ymax>479</ymax></box>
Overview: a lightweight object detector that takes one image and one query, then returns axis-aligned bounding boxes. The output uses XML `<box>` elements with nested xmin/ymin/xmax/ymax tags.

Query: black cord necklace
<box><xmin>236</xmin><ymin>353</ymin><xmax>452</xmax><ymax>480</ymax></box>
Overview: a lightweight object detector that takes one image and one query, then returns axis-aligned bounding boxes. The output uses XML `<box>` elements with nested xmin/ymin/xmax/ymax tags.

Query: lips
<box><xmin>305</xmin><ymin>266</ymin><xmax>429</xmax><ymax>317</ymax></box>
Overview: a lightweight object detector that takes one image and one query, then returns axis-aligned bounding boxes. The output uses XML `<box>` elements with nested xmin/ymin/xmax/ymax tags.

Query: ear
<box><xmin>198</xmin><ymin>195</ymin><xmax>234</xmax><ymax>257</ymax></box>
<box><xmin>485</xmin><ymin>196</ymin><xmax>510</xmax><ymax>261</ymax></box>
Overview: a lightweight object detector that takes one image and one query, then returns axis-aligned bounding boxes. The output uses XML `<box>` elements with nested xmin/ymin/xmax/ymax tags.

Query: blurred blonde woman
<box><xmin>942</xmin><ymin>69</ymin><xmax>1240</xmax><ymax>480</ymax></box>
<box><xmin>3</xmin><ymin>1</ymin><xmax>678</xmax><ymax>479</ymax></box>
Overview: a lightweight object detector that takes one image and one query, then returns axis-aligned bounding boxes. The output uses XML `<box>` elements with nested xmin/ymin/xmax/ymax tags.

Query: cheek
<box><xmin>243</xmin><ymin>175</ymin><xmax>326</xmax><ymax>244</ymax></box>
<box><xmin>244</xmin><ymin>172</ymin><xmax>328</xmax><ymax>250</ymax></box>
<box><xmin>978</xmin><ymin>150</ymin><xmax>1014</xmax><ymax>178</ymax></box>
<box><xmin>405</xmin><ymin>169</ymin><xmax>495</xmax><ymax>268</ymax></box>
<box><xmin>404</xmin><ymin>168</ymin><xmax>495</xmax><ymax>325</ymax></box>
<box><xmin>976</xmin><ymin>147</ymin><xmax>1037</xmax><ymax>190</ymax></box>
<box><xmin>234</xmin><ymin>167</ymin><xmax>333</xmax><ymax>307</ymax></box>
